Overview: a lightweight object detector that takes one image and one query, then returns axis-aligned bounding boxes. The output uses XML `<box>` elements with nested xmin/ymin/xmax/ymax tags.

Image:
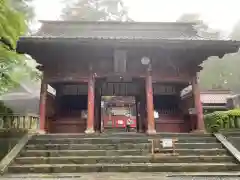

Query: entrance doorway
<box><xmin>101</xmin><ymin>96</ymin><xmax>137</xmax><ymax>132</ymax></box>
<box><xmin>49</xmin><ymin>83</ymin><xmax>88</xmax><ymax>133</ymax></box>
<box><xmin>96</xmin><ymin>77</ymin><xmax>141</xmax><ymax>133</ymax></box>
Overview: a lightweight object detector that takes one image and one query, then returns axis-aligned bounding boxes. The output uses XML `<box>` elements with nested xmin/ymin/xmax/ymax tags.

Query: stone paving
<box><xmin>1</xmin><ymin>173</ymin><xmax>240</xmax><ymax>180</ymax></box>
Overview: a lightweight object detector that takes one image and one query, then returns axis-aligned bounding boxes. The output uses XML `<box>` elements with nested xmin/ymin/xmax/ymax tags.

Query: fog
<box><xmin>33</xmin><ymin>0</ymin><xmax>240</xmax><ymax>35</ymax></box>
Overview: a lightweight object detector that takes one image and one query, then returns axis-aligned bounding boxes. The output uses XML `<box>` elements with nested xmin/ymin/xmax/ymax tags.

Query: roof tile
<box><xmin>35</xmin><ymin>21</ymin><xmax>203</xmax><ymax>40</ymax></box>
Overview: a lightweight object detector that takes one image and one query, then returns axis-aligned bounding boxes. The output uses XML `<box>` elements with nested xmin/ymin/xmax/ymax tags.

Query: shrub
<box><xmin>204</xmin><ymin>109</ymin><xmax>240</xmax><ymax>132</ymax></box>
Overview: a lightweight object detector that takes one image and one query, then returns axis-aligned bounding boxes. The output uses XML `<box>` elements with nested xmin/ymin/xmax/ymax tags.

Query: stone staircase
<box><xmin>5</xmin><ymin>133</ymin><xmax>240</xmax><ymax>174</ymax></box>
<box><xmin>223</xmin><ymin>131</ymin><xmax>240</xmax><ymax>151</ymax></box>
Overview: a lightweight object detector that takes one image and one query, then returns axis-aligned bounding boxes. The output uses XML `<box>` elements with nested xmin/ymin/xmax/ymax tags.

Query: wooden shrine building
<box><xmin>17</xmin><ymin>21</ymin><xmax>240</xmax><ymax>134</ymax></box>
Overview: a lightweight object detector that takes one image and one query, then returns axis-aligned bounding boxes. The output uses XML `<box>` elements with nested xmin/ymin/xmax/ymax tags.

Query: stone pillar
<box><xmin>192</xmin><ymin>75</ymin><xmax>205</xmax><ymax>132</ymax></box>
<box><xmin>85</xmin><ymin>72</ymin><xmax>95</xmax><ymax>134</ymax></box>
<box><xmin>146</xmin><ymin>65</ymin><xmax>156</xmax><ymax>134</ymax></box>
<box><xmin>39</xmin><ymin>80</ymin><xmax>47</xmax><ymax>134</ymax></box>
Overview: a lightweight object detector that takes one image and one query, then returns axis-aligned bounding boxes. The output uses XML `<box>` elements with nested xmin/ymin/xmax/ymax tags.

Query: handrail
<box><xmin>214</xmin><ymin>133</ymin><xmax>240</xmax><ymax>163</ymax></box>
<box><xmin>0</xmin><ymin>113</ymin><xmax>39</xmax><ymax>117</ymax></box>
<box><xmin>0</xmin><ymin>133</ymin><xmax>34</xmax><ymax>174</ymax></box>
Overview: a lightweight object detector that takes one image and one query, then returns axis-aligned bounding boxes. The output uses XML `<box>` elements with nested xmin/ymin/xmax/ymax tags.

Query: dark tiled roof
<box><xmin>201</xmin><ymin>93</ymin><xmax>231</xmax><ymax>104</ymax></box>
<box><xmin>181</xmin><ymin>86</ymin><xmax>233</xmax><ymax>104</ymax></box>
<box><xmin>18</xmin><ymin>21</ymin><xmax>240</xmax><ymax>59</ymax></box>
<box><xmin>33</xmin><ymin>20</ymin><xmax>203</xmax><ymax>40</ymax></box>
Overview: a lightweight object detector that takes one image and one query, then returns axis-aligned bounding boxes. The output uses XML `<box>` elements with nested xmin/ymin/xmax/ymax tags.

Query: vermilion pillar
<box><xmin>39</xmin><ymin>80</ymin><xmax>47</xmax><ymax>134</ymax></box>
<box><xmin>85</xmin><ymin>72</ymin><xmax>95</xmax><ymax>134</ymax></box>
<box><xmin>146</xmin><ymin>65</ymin><xmax>156</xmax><ymax>134</ymax></box>
<box><xmin>192</xmin><ymin>75</ymin><xmax>205</xmax><ymax>132</ymax></box>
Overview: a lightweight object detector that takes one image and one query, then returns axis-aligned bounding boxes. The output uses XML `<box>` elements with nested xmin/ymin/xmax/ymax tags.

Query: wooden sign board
<box><xmin>162</xmin><ymin>138</ymin><xmax>173</xmax><ymax>148</ymax></box>
<box><xmin>188</xmin><ymin>108</ymin><xmax>196</xmax><ymax>115</ymax></box>
<box><xmin>149</xmin><ymin>138</ymin><xmax>178</xmax><ymax>156</ymax></box>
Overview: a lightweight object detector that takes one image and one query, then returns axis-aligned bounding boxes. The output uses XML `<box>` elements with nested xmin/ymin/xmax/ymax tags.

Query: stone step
<box><xmin>35</xmin><ymin>133</ymin><xmax>213</xmax><ymax>139</ymax></box>
<box><xmin>14</xmin><ymin>155</ymin><xmax>235</xmax><ymax>164</ymax></box>
<box><xmin>226</xmin><ymin>140</ymin><xmax>240</xmax><ymax>150</ymax></box>
<box><xmin>226</xmin><ymin>136</ymin><xmax>240</xmax><ymax>141</ymax></box>
<box><xmin>29</xmin><ymin>137</ymin><xmax>218</xmax><ymax>144</ymax></box>
<box><xmin>225</xmin><ymin>137</ymin><xmax>240</xmax><ymax>148</ymax></box>
<box><xmin>8</xmin><ymin>163</ymin><xmax>240</xmax><ymax>173</ymax></box>
<box><xmin>103</xmin><ymin>128</ymin><xmax>128</xmax><ymax>133</ymax></box>
<box><xmin>224</xmin><ymin>133</ymin><xmax>240</xmax><ymax>137</ymax></box>
<box><xmin>19</xmin><ymin>149</ymin><xmax>228</xmax><ymax>157</ymax></box>
<box><xmin>221</xmin><ymin>129</ymin><xmax>240</xmax><ymax>135</ymax></box>
<box><xmin>3</xmin><ymin>172</ymin><xmax>240</xmax><ymax>179</ymax></box>
<box><xmin>25</xmin><ymin>142</ymin><xmax>223</xmax><ymax>150</ymax></box>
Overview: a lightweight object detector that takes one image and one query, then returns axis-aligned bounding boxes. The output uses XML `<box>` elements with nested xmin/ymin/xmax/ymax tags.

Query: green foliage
<box><xmin>0</xmin><ymin>0</ymin><xmax>40</xmax><ymax>95</ymax></box>
<box><xmin>200</xmin><ymin>52</ymin><xmax>240</xmax><ymax>92</ymax></box>
<box><xmin>177</xmin><ymin>13</ymin><xmax>220</xmax><ymax>40</ymax></box>
<box><xmin>0</xmin><ymin>0</ymin><xmax>26</xmax><ymax>48</ymax></box>
<box><xmin>61</xmin><ymin>0</ymin><xmax>131</xmax><ymax>21</ymax></box>
<box><xmin>177</xmin><ymin>14</ymin><xmax>240</xmax><ymax>93</ymax></box>
<box><xmin>204</xmin><ymin>109</ymin><xmax>240</xmax><ymax>132</ymax></box>
<box><xmin>199</xmin><ymin>20</ymin><xmax>240</xmax><ymax>92</ymax></box>
<box><xmin>226</xmin><ymin>109</ymin><xmax>240</xmax><ymax>117</ymax></box>
<box><xmin>9</xmin><ymin>0</ymin><xmax>35</xmax><ymax>22</ymax></box>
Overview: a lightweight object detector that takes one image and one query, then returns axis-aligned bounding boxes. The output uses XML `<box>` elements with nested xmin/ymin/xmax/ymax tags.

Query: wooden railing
<box><xmin>0</xmin><ymin>114</ymin><xmax>39</xmax><ymax>131</ymax></box>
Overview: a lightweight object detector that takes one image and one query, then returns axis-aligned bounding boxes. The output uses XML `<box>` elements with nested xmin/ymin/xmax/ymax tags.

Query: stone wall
<box><xmin>0</xmin><ymin>114</ymin><xmax>38</xmax><ymax>160</ymax></box>
<box><xmin>0</xmin><ymin>129</ymin><xmax>26</xmax><ymax>160</ymax></box>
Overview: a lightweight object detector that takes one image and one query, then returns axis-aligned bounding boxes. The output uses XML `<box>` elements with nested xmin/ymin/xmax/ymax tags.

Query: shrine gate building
<box><xmin>17</xmin><ymin>21</ymin><xmax>240</xmax><ymax>134</ymax></box>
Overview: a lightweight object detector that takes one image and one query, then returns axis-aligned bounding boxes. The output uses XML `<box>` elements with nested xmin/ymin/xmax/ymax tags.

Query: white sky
<box><xmin>33</xmin><ymin>0</ymin><xmax>240</xmax><ymax>35</ymax></box>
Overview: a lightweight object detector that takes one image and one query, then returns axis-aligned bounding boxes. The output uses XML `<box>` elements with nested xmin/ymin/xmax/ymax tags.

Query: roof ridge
<box><xmin>39</xmin><ymin>20</ymin><xmax>196</xmax><ymax>26</ymax></box>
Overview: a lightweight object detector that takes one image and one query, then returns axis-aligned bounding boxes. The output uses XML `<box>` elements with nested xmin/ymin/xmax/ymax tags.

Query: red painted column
<box><xmin>192</xmin><ymin>75</ymin><xmax>205</xmax><ymax>132</ymax></box>
<box><xmin>146</xmin><ymin>65</ymin><xmax>156</xmax><ymax>134</ymax></box>
<box><xmin>85</xmin><ymin>72</ymin><xmax>95</xmax><ymax>134</ymax></box>
<box><xmin>39</xmin><ymin>80</ymin><xmax>47</xmax><ymax>134</ymax></box>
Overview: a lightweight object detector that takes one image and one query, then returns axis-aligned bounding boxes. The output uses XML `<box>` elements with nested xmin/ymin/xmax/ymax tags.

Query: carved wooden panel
<box><xmin>101</xmin><ymin>82</ymin><xmax>139</xmax><ymax>96</ymax></box>
<box><xmin>59</xmin><ymin>84</ymin><xmax>88</xmax><ymax>95</ymax></box>
<box><xmin>153</xmin><ymin>84</ymin><xmax>177</xmax><ymax>95</ymax></box>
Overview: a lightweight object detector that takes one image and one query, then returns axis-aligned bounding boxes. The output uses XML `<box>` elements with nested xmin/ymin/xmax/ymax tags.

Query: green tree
<box><xmin>177</xmin><ymin>13</ymin><xmax>220</xmax><ymax>40</ymax></box>
<box><xmin>177</xmin><ymin>14</ymin><xmax>240</xmax><ymax>92</ymax></box>
<box><xmin>199</xmin><ymin>20</ymin><xmax>240</xmax><ymax>92</ymax></box>
<box><xmin>61</xmin><ymin>0</ymin><xmax>131</xmax><ymax>21</ymax></box>
<box><xmin>0</xmin><ymin>0</ymin><xmax>39</xmax><ymax>94</ymax></box>
<box><xmin>9</xmin><ymin>0</ymin><xmax>35</xmax><ymax>22</ymax></box>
